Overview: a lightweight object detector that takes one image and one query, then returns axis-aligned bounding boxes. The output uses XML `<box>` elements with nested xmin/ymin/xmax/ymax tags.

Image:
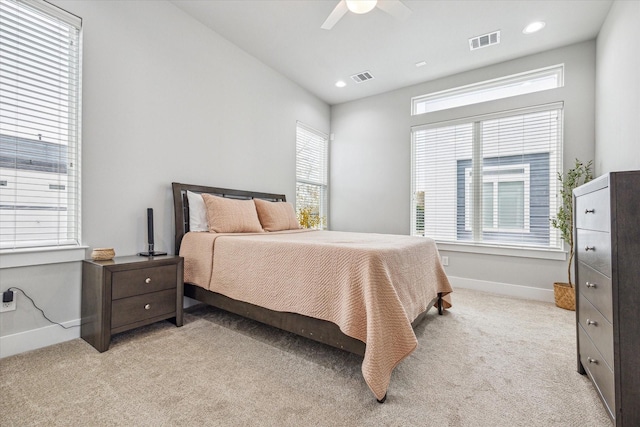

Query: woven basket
<box><xmin>91</xmin><ymin>247</ymin><xmax>115</xmax><ymax>261</ymax></box>
<box><xmin>554</xmin><ymin>282</ymin><xmax>575</xmax><ymax>311</ymax></box>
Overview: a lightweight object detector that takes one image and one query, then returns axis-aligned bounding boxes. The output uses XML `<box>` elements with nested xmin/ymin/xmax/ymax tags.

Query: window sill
<box><xmin>0</xmin><ymin>246</ymin><xmax>88</xmax><ymax>269</ymax></box>
<box><xmin>435</xmin><ymin>241</ymin><xmax>567</xmax><ymax>261</ymax></box>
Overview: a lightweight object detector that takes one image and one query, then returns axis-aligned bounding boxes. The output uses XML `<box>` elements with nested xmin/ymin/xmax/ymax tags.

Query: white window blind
<box><xmin>0</xmin><ymin>0</ymin><xmax>82</xmax><ymax>249</ymax></box>
<box><xmin>412</xmin><ymin>64</ymin><xmax>564</xmax><ymax>115</ymax></box>
<box><xmin>296</xmin><ymin>122</ymin><xmax>328</xmax><ymax>228</ymax></box>
<box><xmin>411</xmin><ymin>103</ymin><xmax>563</xmax><ymax>250</ymax></box>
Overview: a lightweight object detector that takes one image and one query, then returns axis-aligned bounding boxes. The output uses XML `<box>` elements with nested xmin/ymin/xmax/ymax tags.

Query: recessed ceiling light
<box><xmin>335</xmin><ymin>80</ymin><xmax>347</xmax><ymax>88</ymax></box>
<box><xmin>523</xmin><ymin>21</ymin><xmax>546</xmax><ymax>34</ymax></box>
<box><xmin>415</xmin><ymin>61</ymin><xmax>427</xmax><ymax>68</ymax></box>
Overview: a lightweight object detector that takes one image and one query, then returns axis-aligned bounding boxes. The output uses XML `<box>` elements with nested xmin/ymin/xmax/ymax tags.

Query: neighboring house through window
<box><xmin>0</xmin><ymin>0</ymin><xmax>82</xmax><ymax>250</ymax></box>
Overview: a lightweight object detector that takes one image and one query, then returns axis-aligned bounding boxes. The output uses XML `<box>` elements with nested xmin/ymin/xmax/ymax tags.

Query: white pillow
<box><xmin>186</xmin><ymin>190</ymin><xmax>208</xmax><ymax>232</ymax></box>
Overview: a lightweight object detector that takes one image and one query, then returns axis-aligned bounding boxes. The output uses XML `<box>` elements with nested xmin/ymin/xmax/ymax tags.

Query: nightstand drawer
<box><xmin>112</xmin><ymin>264</ymin><xmax>177</xmax><ymax>300</ymax></box>
<box><xmin>111</xmin><ymin>289</ymin><xmax>176</xmax><ymax>329</ymax></box>
<box><xmin>578</xmin><ymin>294</ymin><xmax>613</xmax><ymax>370</ymax></box>
<box><xmin>577</xmin><ymin>261</ymin><xmax>613</xmax><ymax>322</ymax></box>
<box><xmin>577</xmin><ymin>229</ymin><xmax>611</xmax><ymax>277</ymax></box>
<box><xmin>575</xmin><ymin>187</ymin><xmax>610</xmax><ymax>232</ymax></box>
<box><xmin>578</xmin><ymin>326</ymin><xmax>614</xmax><ymax>420</ymax></box>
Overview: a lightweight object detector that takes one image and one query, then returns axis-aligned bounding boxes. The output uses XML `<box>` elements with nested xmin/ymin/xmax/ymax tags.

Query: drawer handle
<box><xmin>144</xmin><ymin>304</ymin><xmax>151</xmax><ymax>310</ymax></box>
<box><xmin>145</xmin><ymin>277</ymin><xmax>151</xmax><ymax>284</ymax></box>
<box><xmin>584</xmin><ymin>208</ymin><xmax>595</xmax><ymax>214</ymax></box>
<box><xmin>587</xmin><ymin>357</ymin><xmax>598</xmax><ymax>365</ymax></box>
<box><xmin>585</xmin><ymin>282</ymin><xmax>597</xmax><ymax>289</ymax></box>
<box><xmin>584</xmin><ymin>246</ymin><xmax>595</xmax><ymax>251</ymax></box>
<box><xmin>586</xmin><ymin>319</ymin><xmax>598</xmax><ymax>326</ymax></box>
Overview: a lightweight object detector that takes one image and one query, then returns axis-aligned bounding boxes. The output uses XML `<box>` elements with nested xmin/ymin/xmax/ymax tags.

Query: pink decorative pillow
<box><xmin>254</xmin><ymin>198</ymin><xmax>300</xmax><ymax>232</ymax></box>
<box><xmin>202</xmin><ymin>194</ymin><xmax>263</xmax><ymax>233</ymax></box>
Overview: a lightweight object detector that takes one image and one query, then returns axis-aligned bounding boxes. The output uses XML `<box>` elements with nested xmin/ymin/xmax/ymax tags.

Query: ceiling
<box><xmin>170</xmin><ymin>0</ymin><xmax>613</xmax><ymax>105</ymax></box>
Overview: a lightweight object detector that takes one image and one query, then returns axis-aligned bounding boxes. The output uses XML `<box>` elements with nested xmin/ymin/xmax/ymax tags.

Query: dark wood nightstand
<box><xmin>81</xmin><ymin>255</ymin><xmax>184</xmax><ymax>352</ymax></box>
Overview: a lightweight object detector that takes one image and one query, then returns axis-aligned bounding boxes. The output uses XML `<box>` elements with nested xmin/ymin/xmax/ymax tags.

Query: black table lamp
<box><xmin>138</xmin><ymin>208</ymin><xmax>167</xmax><ymax>257</ymax></box>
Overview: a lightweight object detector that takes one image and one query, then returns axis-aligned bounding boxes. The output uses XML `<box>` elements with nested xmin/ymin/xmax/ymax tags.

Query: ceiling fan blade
<box><xmin>321</xmin><ymin>0</ymin><xmax>348</xmax><ymax>30</ymax></box>
<box><xmin>377</xmin><ymin>0</ymin><xmax>412</xmax><ymax>21</ymax></box>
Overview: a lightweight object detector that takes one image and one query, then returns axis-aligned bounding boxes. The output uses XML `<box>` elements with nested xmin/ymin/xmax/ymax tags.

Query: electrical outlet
<box><xmin>1</xmin><ymin>291</ymin><xmax>16</xmax><ymax>312</ymax></box>
<box><xmin>441</xmin><ymin>256</ymin><xmax>449</xmax><ymax>266</ymax></box>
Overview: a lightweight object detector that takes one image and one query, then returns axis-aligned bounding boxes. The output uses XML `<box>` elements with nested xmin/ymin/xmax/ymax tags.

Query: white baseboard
<box><xmin>0</xmin><ymin>319</ymin><xmax>80</xmax><ymax>359</ymax></box>
<box><xmin>2</xmin><ymin>299</ymin><xmax>200</xmax><ymax>358</ymax></box>
<box><xmin>449</xmin><ymin>275</ymin><xmax>555</xmax><ymax>303</ymax></box>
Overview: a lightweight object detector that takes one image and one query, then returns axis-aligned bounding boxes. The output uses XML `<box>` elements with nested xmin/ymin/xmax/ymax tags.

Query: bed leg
<box><xmin>377</xmin><ymin>393</ymin><xmax>387</xmax><ymax>404</ymax></box>
<box><xmin>437</xmin><ymin>293</ymin><xmax>444</xmax><ymax>315</ymax></box>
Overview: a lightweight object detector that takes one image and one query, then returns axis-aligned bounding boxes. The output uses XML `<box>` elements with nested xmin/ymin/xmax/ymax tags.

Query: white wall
<box><xmin>0</xmin><ymin>0</ymin><xmax>329</xmax><ymax>357</ymax></box>
<box><xmin>595</xmin><ymin>0</ymin><xmax>640</xmax><ymax>175</ymax></box>
<box><xmin>330</xmin><ymin>41</ymin><xmax>597</xmax><ymax>299</ymax></box>
<box><xmin>74</xmin><ymin>0</ymin><xmax>329</xmax><ymax>256</ymax></box>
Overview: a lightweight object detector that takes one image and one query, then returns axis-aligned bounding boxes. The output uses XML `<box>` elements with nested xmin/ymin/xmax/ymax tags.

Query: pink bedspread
<box><xmin>180</xmin><ymin>229</ymin><xmax>452</xmax><ymax>400</ymax></box>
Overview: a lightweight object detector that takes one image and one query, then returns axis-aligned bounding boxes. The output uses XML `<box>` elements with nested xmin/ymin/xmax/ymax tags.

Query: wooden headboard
<box><xmin>171</xmin><ymin>182</ymin><xmax>286</xmax><ymax>254</ymax></box>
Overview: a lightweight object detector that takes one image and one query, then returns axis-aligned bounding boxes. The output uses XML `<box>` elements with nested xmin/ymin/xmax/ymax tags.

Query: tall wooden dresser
<box><xmin>574</xmin><ymin>171</ymin><xmax>640</xmax><ymax>426</ymax></box>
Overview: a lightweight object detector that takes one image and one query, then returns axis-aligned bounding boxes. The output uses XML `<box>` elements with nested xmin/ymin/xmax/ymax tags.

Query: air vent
<box><xmin>351</xmin><ymin>71</ymin><xmax>374</xmax><ymax>83</ymax></box>
<box><xmin>469</xmin><ymin>30</ymin><xmax>500</xmax><ymax>51</ymax></box>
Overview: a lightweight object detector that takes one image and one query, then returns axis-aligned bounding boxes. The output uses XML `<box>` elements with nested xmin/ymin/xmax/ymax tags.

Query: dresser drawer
<box><xmin>578</xmin><ymin>326</ymin><xmax>615</xmax><ymax>419</ymax></box>
<box><xmin>577</xmin><ymin>262</ymin><xmax>613</xmax><ymax>322</ymax></box>
<box><xmin>578</xmin><ymin>295</ymin><xmax>614</xmax><ymax>370</ymax></box>
<box><xmin>112</xmin><ymin>264</ymin><xmax>177</xmax><ymax>300</ymax></box>
<box><xmin>576</xmin><ymin>229</ymin><xmax>611</xmax><ymax>277</ymax></box>
<box><xmin>575</xmin><ymin>187</ymin><xmax>610</xmax><ymax>232</ymax></box>
<box><xmin>111</xmin><ymin>289</ymin><xmax>176</xmax><ymax>329</ymax></box>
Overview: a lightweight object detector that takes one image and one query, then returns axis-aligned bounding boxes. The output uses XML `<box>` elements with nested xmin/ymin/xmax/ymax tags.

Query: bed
<box><xmin>172</xmin><ymin>182</ymin><xmax>452</xmax><ymax>402</ymax></box>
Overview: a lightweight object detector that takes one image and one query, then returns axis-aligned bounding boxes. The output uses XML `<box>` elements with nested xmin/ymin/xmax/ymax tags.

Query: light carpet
<box><xmin>0</xmin><ymin>288</ymin><xmax>611</xmax><ymax>426</ymax></box>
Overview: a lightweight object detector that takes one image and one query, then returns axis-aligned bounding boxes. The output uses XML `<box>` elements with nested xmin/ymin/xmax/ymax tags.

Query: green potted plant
<box><xmin>551</xmin><ymin>159</ymin><xmax>593</xmax><ymax>310</ymax></box>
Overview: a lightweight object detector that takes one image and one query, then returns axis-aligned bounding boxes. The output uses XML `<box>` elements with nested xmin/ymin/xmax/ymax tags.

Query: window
<box><xmin>411</xmin><ymin>103</ymin><xmax>562</xmax><ymax>250</ymax></box>
<box><xmin>464</xmin><ymin>164</ymin><xmax>530</xmax><ymax>233</ymax></box>
<box><xmin>0</xmin><ymin>0</ymin><xmax>82</xmax><ymax>250</ymax></box>
<box><xmin>295</xmin><ymin>122</ymin><xmax>328</xmax><ymax>229</ymax></box>
<box><xmin>412</xmin><ymin>65</ymin><xmax>563</xmax><ymax>115</ymax></box>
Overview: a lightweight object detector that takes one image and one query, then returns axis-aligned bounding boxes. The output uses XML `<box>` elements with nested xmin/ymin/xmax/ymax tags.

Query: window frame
<box><xmin>295</xmin><ymin>122</ymin><xmax>329</xmax><ymax>229</ymax></box>
<box><xmin>411</xmin><ymin>102</ymin><xmax>564</xmax><ymax>255</ymax></box>
<box><xmin>411</xmin><ymin>64</ymin><xmax>564</xmax><ymax>115</ymax></box>
<box><xmin>0</xmin><ymin>0</ymin><xmax>83</xmax><ymax>253</ymax></box>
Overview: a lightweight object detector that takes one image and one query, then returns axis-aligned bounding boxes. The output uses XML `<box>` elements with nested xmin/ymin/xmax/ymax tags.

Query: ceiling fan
<box><xmin>321</xmin><ymin>0</ymin><xmax>412</xmax><ymax>30</ymax></box>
